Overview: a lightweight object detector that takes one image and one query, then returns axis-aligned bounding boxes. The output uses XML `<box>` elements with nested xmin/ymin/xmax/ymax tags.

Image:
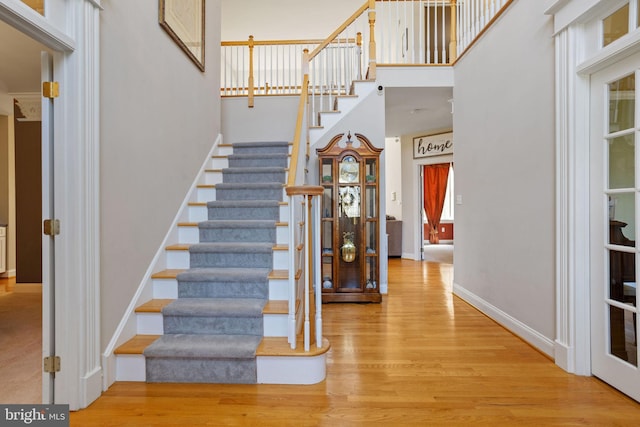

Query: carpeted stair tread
<box><xmin>144</xmin><ymin>334</ymin><xmax>261</xmax><ymax>359</ymax></box>
<box><xmin>163</xmin><ymin>298</ymin><xmax>266</xmax><ymax>317</ymax></box>
<box><xmin>232</xmin><ymin>141</ymin><xmax>289</xmax><ymax>148</ymax></box>
<box><xmin>198</xmin><ymin>220</ymin><xmax>276</xmax><ymax>229</ymax></box>
<box><xmin>215</xmin><ymin>182</ymin><xmax>284</xmax><ymax>189</ymax></box>
<box><xmin>206</xmin><ymin>200</ymin><xmax>280</xmax><ymax>208</ymax></box>
<box><xmin>190</xmin><ymin>242</ymin><xmax>274</xmax><ymax>253</ymax></box>
<box><xmin>222</xmin><ymin>167</ymin><xmax>286</xmax><ymax>173</ymax></box>
<box><xmin>177</xmin><ymin>267</ymin><xmax>270</xmax><ymax>282</ymax></box>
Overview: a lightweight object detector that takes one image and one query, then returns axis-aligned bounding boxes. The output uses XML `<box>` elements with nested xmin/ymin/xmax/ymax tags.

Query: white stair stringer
<box><xmin>309</xmin><ymin>80</ymin><xmax>376</xmax><ymax>145</ymax></box>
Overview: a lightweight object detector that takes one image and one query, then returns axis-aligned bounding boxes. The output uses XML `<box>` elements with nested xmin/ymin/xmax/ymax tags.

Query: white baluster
<box><xmin>314</xmin><ymin>196</ymin><xmax>322</xmax><ymax>348</ymax></box>
<box><xmin>288</xmin><ymin>195</ymin><xmax>296</xmax><ymax>349</ymax></box>
<box><xmin>304</xmin><ymin>196</ymin><xmax>310</xmax><ymax>352</ymax></box>
<box><xmin>441</xmin><ymin>0</ymin><xmax>446</xmax><ymax>64</ymax></box>
<box><xmin>426</xmin><ymin>1</ymin><xmax>431</xmax><ymax>64</ymax></box>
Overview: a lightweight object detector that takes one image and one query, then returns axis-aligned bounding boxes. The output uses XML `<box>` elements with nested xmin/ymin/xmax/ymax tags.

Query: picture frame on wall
<box><xmin>159</xmin><ymin>0</ymin><xmax>205</xmax><ymax>71</ymax></box>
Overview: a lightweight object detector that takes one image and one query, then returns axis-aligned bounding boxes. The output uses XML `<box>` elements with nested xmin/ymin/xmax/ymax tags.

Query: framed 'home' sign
<box><xmin>413</xmin><ymin>132</ymin><xmax>453</xmax><ymax>159</ymax></box>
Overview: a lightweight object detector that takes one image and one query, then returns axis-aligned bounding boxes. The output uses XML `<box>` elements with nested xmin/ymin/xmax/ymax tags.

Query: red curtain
<box><xmin>423</xmin><ymin>164</ymin><xmax>450</xmax><ymax>244</ymax></box>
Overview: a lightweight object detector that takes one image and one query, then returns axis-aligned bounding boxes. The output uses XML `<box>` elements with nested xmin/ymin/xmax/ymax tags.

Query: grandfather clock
<box><xmin>317</xmin><ymin>132</ymin><xmax>382</xmax><ymax>303</ymax></box>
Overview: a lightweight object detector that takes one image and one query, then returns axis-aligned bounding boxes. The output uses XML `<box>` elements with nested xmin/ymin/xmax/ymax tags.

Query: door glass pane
<box><xmin>608</xmin><ymin>135</ymin><xmax>635</xmax><ymax>189</ymax></box>
<box><xmin>608</xmin><ymin>249</ymin><xmax>635</xmax><ymax>303</ymax></box>
<box><xmin>603</xmin><ymin>4</ymin><xmax>630</xmax><ymax>47</ymax></box>
<box><xmin>609</xmin><ymin>73</ymin><xmax>635</xmax><ymax>133</ymax></box>
<box><xmin>608</xmin><ymin>193</ymin><xmax>635</xmax><ymax>244</ymax></box>
<box><xmin>609</xmin><ymin>305</ymin><xmax>638</xmax><ymax>366</ymax></box>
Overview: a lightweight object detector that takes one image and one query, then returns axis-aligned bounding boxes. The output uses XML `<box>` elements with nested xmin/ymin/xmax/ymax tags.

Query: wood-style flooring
<box><xmin>70</xmin><ymin>259</ymin><xmax>640</xmax><ymax>426</ymax></box>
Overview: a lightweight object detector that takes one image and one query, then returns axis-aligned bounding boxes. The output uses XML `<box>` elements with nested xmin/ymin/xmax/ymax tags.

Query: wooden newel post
<box><xmin>449</xmin><ymin>0</ymin><xmax>457</xmax><ymax>63</ymax></box>
<box><xmin>367</xmin><ymin>0</ymin><xmax>376</xmax><ymax>80</ymax></box>
<box><xmin>248</xmin><ymin>35</ymin><xmax>255</xmax><ymax>108</ymax></box>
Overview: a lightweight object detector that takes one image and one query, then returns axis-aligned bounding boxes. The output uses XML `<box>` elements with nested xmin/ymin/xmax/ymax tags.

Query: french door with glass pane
<box><xmin>590</xmin><ymin>52</ymin><xmax>640</xmax><ymax>402</ymax></box>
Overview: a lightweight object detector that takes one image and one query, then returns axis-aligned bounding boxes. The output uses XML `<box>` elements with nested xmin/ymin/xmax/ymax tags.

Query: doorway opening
<box><xmin>421</xmin><ymin>162</ymin><xmax>454</xmax><ymax>264</ymax></box>
<box><xmin>0</xmin><ymin>18</ymin><xmax>51</xmax><ymax>404</ymax></box>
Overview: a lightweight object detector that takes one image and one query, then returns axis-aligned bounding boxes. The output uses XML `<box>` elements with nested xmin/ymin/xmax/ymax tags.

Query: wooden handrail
<box><xmin>222</xmin><ymin>38</ymin><xmax>357</xmax><ymax>47</ymax></box>
<box><xmin>308</xmin><ymin>1</ymin><xmax>369</xmax><ymax>60</ymax></box>
<box><xmin>286</xmin><ymin>74</ymin><xmax>309</xmax><ymax>188</ymax></box>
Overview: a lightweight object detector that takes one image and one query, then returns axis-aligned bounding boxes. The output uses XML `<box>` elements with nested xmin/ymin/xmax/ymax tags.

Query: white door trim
<box><xmin>554</xmin><ymin>25</ymin><xmax>593</xmax><ymax>375</ymax></box>
<box><xmin>0</xmin><ymin>0</ymin><xmax>103</xmax><ymax>410</ymax></box>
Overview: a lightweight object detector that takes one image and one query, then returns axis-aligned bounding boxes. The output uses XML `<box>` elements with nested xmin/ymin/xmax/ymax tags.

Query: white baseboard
<box><xmin>81</xmin><ymin>367</ymin><xmax>103</xmax><ymax>408</ymax></box>
<box><xmin>0</xmin><ymin>269</ymin><xmax>16</xmax><ymax>278</ymax></box>
<box><xmin>453</xmin><ymin>282</ymin><xmax>555</xmax><ymax>358</ymax></box>
<box><xmin>554</xmin><ymin>339</ymin><xmax>572</xmax><ymax>372</ymax></box>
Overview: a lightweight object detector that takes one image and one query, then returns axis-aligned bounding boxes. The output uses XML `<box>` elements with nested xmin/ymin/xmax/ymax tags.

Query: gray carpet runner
<box><xmin>144</xmin><ymin>141</ymin><xmax>289</xmax><ymax>383</ymax></box>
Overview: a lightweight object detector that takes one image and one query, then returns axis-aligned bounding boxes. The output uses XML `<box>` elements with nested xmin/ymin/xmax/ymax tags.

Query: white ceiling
<box><xmin>0</xmin><ymin>20</ymin><xmax>452</xmax><ymax>138</ymax></box>
<box><xmin>383</xmin><ymin>86</ymin><xmax>453</xmax><ymax>137</ymax></box>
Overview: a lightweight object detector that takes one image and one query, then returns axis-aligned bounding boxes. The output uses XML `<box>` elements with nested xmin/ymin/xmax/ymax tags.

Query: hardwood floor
<box><xmin>70</xmin><ymin>259</ymin><xmax>638</xmax><ymax>425</ymax></box>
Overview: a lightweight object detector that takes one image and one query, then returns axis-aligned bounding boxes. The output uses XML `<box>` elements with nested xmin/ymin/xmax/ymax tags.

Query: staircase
<box><xmin>112</xmin><ymin>141</ymin><xmax>329</xmax><ymax>385</ymax></box>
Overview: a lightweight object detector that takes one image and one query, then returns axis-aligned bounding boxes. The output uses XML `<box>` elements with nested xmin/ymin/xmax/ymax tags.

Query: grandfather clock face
<box><xmin>338</xmin><ymin>156</ymin><xmax>359</xmax><ymax>183</ymax></box>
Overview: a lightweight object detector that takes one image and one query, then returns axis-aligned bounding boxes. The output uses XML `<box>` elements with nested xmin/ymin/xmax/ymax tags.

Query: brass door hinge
<box><xmin>43</xmin><ymin>219</ymin><xmax>60</xmax><ymax>236</ymax></box>
<box><xmin>42</xmin><ymin>81</ymin><xmax>59</xmax><ymax>99</ymax></box>
<box><xmin>44</xmin><ymin>356</ymin><xmax>61</xmax><ymax>373</ymax></box>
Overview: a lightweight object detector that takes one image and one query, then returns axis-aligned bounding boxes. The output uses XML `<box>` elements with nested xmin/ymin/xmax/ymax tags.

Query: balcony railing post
<box><xmin>367</xmin><ymin>0</ymin><xmax>376</xmax><ymax>79</ymax></box>
<box><xmin>449</xmin><ymin>0</ymin><xmax>457</xmax><ymax>62</ymax></box>
<box><xmin>248</xmin><ymin>35</ymin><xmax>255</xmax><ymax>108</ymax></box>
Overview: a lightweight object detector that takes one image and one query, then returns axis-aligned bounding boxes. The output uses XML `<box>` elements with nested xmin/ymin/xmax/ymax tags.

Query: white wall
<box><xmin>384</xmin><ymin>137</ymin><xmax>402</xmax><ymax>220</ymax></box>
<box><xmin>100</xmin><ymin>0</ymin><xmax>222</xmax><ymax>349</ymax></box>
<box><xmin>221</xmin><ymin>0</ymin><xmax>364</xmax><ymax>40</ymax></box>
<box><xmin>452</xmin><ymin>0</ymin><xmax>556</xmax><ymax>352</ymax></box>
<box><xmin>222</xmin><ymin>96</ymin><xmax>299</xmax><ymax>143</ymax></box>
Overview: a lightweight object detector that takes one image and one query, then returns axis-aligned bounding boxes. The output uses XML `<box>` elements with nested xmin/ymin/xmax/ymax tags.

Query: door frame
<box><xmin>554</xmin><ymin>7</ymin><xmax>640</xmax><ymax>379</ymax></box>
<box><xmin>0</xmin><ymin>0</ymin><xmax>103</xmax><ymax>410</ymax></box>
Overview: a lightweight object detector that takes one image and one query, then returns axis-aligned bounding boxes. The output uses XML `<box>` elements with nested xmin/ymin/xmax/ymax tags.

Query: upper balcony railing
<box><xmin>221</xmin><ymin>0</ymin><xmax>513</xmax><ymax>102</ymax></box>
